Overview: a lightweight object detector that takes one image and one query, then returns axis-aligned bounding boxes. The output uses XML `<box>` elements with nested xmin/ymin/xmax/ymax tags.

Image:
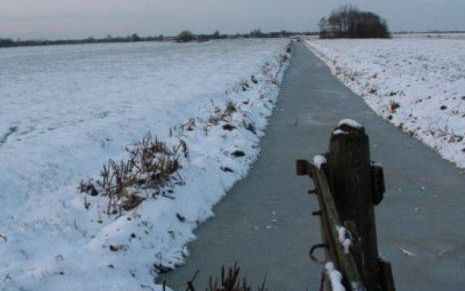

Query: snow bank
<box><xmin>0</xmin><ymin>39</ymin><xmax>290</xmax><ymax>290</ymax></box>
<box><xmin>306</xmin><ymin>35</ymin><xmax>465</xmax><ymax>168</ymax></box>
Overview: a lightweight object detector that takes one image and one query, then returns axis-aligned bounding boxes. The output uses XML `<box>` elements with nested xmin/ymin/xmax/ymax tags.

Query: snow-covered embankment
<box><xmin>306</xmin><ymin>37</ymin><xmax>465</xmax><ymax>168</ymax></box>
<box><xmin>0</xmin><ymin>40</ymin><xmax>291</xmax><ymax>291</ymax></box>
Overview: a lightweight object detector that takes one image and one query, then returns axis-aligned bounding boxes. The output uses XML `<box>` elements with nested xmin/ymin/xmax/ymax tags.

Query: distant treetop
<box><xmin>319</xmin><ymin>5</ymin><xmax>390</xmax><ymax>39</ymax></box>
<box><xmin>176</xmin><ymin>30</ymin><xmax>195</xmax><ymax>43</ymax></box>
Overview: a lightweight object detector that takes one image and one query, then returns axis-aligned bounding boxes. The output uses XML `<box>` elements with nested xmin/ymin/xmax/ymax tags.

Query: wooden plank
<box><xmin>309</xmin><ymin>162</ymin><xmax>365</xmax><ymax>291</ymax></box>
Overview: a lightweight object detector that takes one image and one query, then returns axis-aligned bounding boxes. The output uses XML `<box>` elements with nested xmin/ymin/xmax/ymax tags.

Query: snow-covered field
<box><xmin>0</xmin><ymin>39</ymin><xmax>290</xmax><ymax>290</ymax></box>
<box><xmin>306</xmin><ymin>35</ymin><xmax>465</xmax><ymax>168</ymax></box>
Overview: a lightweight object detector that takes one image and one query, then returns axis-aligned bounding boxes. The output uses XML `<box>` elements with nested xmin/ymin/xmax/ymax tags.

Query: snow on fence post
<box><xmin>296</xmin><ymin>119</ymin><xmax>395</xmax><ymax>291</ymax></box>
<box><xmin>328</xmin><ymin>120</ymin><xmax>379</xmax><ymax>284</ymax></box>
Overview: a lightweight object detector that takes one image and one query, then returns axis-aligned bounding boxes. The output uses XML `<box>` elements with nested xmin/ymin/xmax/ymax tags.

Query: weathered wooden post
<box><xmin>327</xmin><ymin>119</ymin><xmax>391</xmax><ymax>290</ymax></box>
<box><xmin>297</xmin><ymin>119</ymin><xmax>394</xmax><ymax>290</ymax></box>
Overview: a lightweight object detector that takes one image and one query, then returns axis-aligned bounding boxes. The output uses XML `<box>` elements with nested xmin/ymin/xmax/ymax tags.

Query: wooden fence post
<box><xmin>327</xmin><ymin>120</ymin><xmax>388</xmax><ymax>290</ymax></box>
<box><xmin>297</xmin><ymin>119</ymin><xmax>395</xmax><ymax>290</ymax></box>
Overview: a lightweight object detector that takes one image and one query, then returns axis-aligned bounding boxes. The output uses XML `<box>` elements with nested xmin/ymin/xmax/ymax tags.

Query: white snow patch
<box><xmin>325</xmin><ymin>262</ymin><xmax>346</xmax><ymax>291</ymax></box>
<box><xmin>338</xmin><ymin>119</ymin><xmax>362</xmax><ymax>129</ymax></box>
<box><xmin>336</xmin><ymin>225</ymin><xmax>352</xmax><ymax>254</ymax></box>
<box><xmin>313</xmin><ymin>155</ymin><xmax>327</xmax><ymax>169</ymax></box>
<box><xmin>333</xmin><ymin>129</ymin><xmax>349</xmax><ymax>135</ymax></box>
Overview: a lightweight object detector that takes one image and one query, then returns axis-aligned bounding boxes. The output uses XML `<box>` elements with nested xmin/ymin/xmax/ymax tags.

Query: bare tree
<box><xmin>176</xmin><ymin>30</ymin><xmax>195</xmax><ymax>42</ymax></box>
<box><xmin>319</xmin><ymin>5</ymin><xmax>390</xmax><ymax>39</ymax></box>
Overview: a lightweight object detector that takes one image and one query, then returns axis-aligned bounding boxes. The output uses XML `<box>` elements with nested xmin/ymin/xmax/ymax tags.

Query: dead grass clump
<box><xmin>78</xmin><ymin>180</ymin><xmax>98</xmax><ymax>196</ymax></box>
<box><xmin>177</xmin><ymin>118</ymin><xmax>196</xmax><ymax>131</ymax></box>
<box><xmin>208</xmin><ymin>102</ymin><xmax>237</xmax><ymax>126</ymax></box>
<box><xmin>175</xmin><ymin>264</ymin><xmax>267</xmax><ymax>291</ymax></box>
<box><xmin>389</xmin><ymin>101</ymin><xmax>401</xmax><ymax>113</ymax></box>
<box><xmin>425</xmin><ymin>120</ymin><xmax>463</xmax><ymax>144</ymax></box>
<box><xmin>79</xmin><ymin>133</ymin><xmax>187</xmax><ymax>215</ymax></box>
<box><xmin>225</xmin><ymin>102</ymin><xmax>237</xmax><ymax>114</ymax></box>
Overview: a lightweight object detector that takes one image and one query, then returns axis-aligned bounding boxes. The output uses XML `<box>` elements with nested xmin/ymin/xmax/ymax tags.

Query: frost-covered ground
<box><xmin>0</xmin><ymin>39</ymin><xmax>290</xmax><ymax>290</ymax></box>
<box><xmin>305</xmin><ymin>35</ymin><xmax>465</xmax><ymax>168</ymax></box>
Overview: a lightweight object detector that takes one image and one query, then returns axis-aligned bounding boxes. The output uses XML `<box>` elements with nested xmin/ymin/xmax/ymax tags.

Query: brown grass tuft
<box><xmin>79</xmin><ymin>133</ymin><xmax>187</xmax><ymax>215</ymax></box>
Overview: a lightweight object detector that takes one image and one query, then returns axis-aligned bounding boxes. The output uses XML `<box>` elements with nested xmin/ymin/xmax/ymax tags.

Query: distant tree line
<box><xmin>0</xmin><ymin>30</ymin><xmax>316</xmax><ymax>48</ymax></box>
<box><xmin>176</xmin><ymin>29</ymin><xmax>310</xmax><ymax>43</ymax></box>
<box><xmin>0</xmin><ymin>33</ymin><xmax>165</xmax><ymax>48</ymax></box>
<box><xmin>319</xmin><ymin>5</ymin><xmax>390</xmax><ymax>39</ymax></box>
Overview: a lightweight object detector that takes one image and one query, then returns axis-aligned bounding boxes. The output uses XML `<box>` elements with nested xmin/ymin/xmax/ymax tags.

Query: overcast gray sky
<box><xmin>1</xmin><ymin>0</ymin><xmax>464</xmax><ymax>39</ymax></box>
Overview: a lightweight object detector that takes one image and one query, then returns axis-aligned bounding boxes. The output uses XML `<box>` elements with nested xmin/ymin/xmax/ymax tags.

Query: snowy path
<box><xmin>161</xmin><ymin>43</ymin><xmax>465</xmax><ymax>290</ymax></box>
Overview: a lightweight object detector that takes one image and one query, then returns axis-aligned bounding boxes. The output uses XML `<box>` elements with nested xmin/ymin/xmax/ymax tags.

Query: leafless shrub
<box><xmin>176</xmin><ymin>30</ymin><xmax>195</xmax><ymax>43</ymax></box>
<box><xmin>80</xmin><ymin>133</ymin><xmax>187</xmax><ymax>215</ymax></box>
<box><xmin>100</xmin><ymin>159</ymin><xmax>139</xmax><ymax>214</ymax></box>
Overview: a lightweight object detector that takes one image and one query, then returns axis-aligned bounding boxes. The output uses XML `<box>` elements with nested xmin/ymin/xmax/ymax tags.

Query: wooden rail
<box><xmin>296</xmin><ymin>120</ymin><xmax>395</xmax><ymax>291</ymax></box>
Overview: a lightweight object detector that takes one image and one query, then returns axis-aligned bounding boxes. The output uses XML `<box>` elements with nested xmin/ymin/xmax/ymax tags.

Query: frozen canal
<box><xmin>162</xmin><ymin>43</ymin><xmax>465</xmax><ymax>291</ymax></box>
